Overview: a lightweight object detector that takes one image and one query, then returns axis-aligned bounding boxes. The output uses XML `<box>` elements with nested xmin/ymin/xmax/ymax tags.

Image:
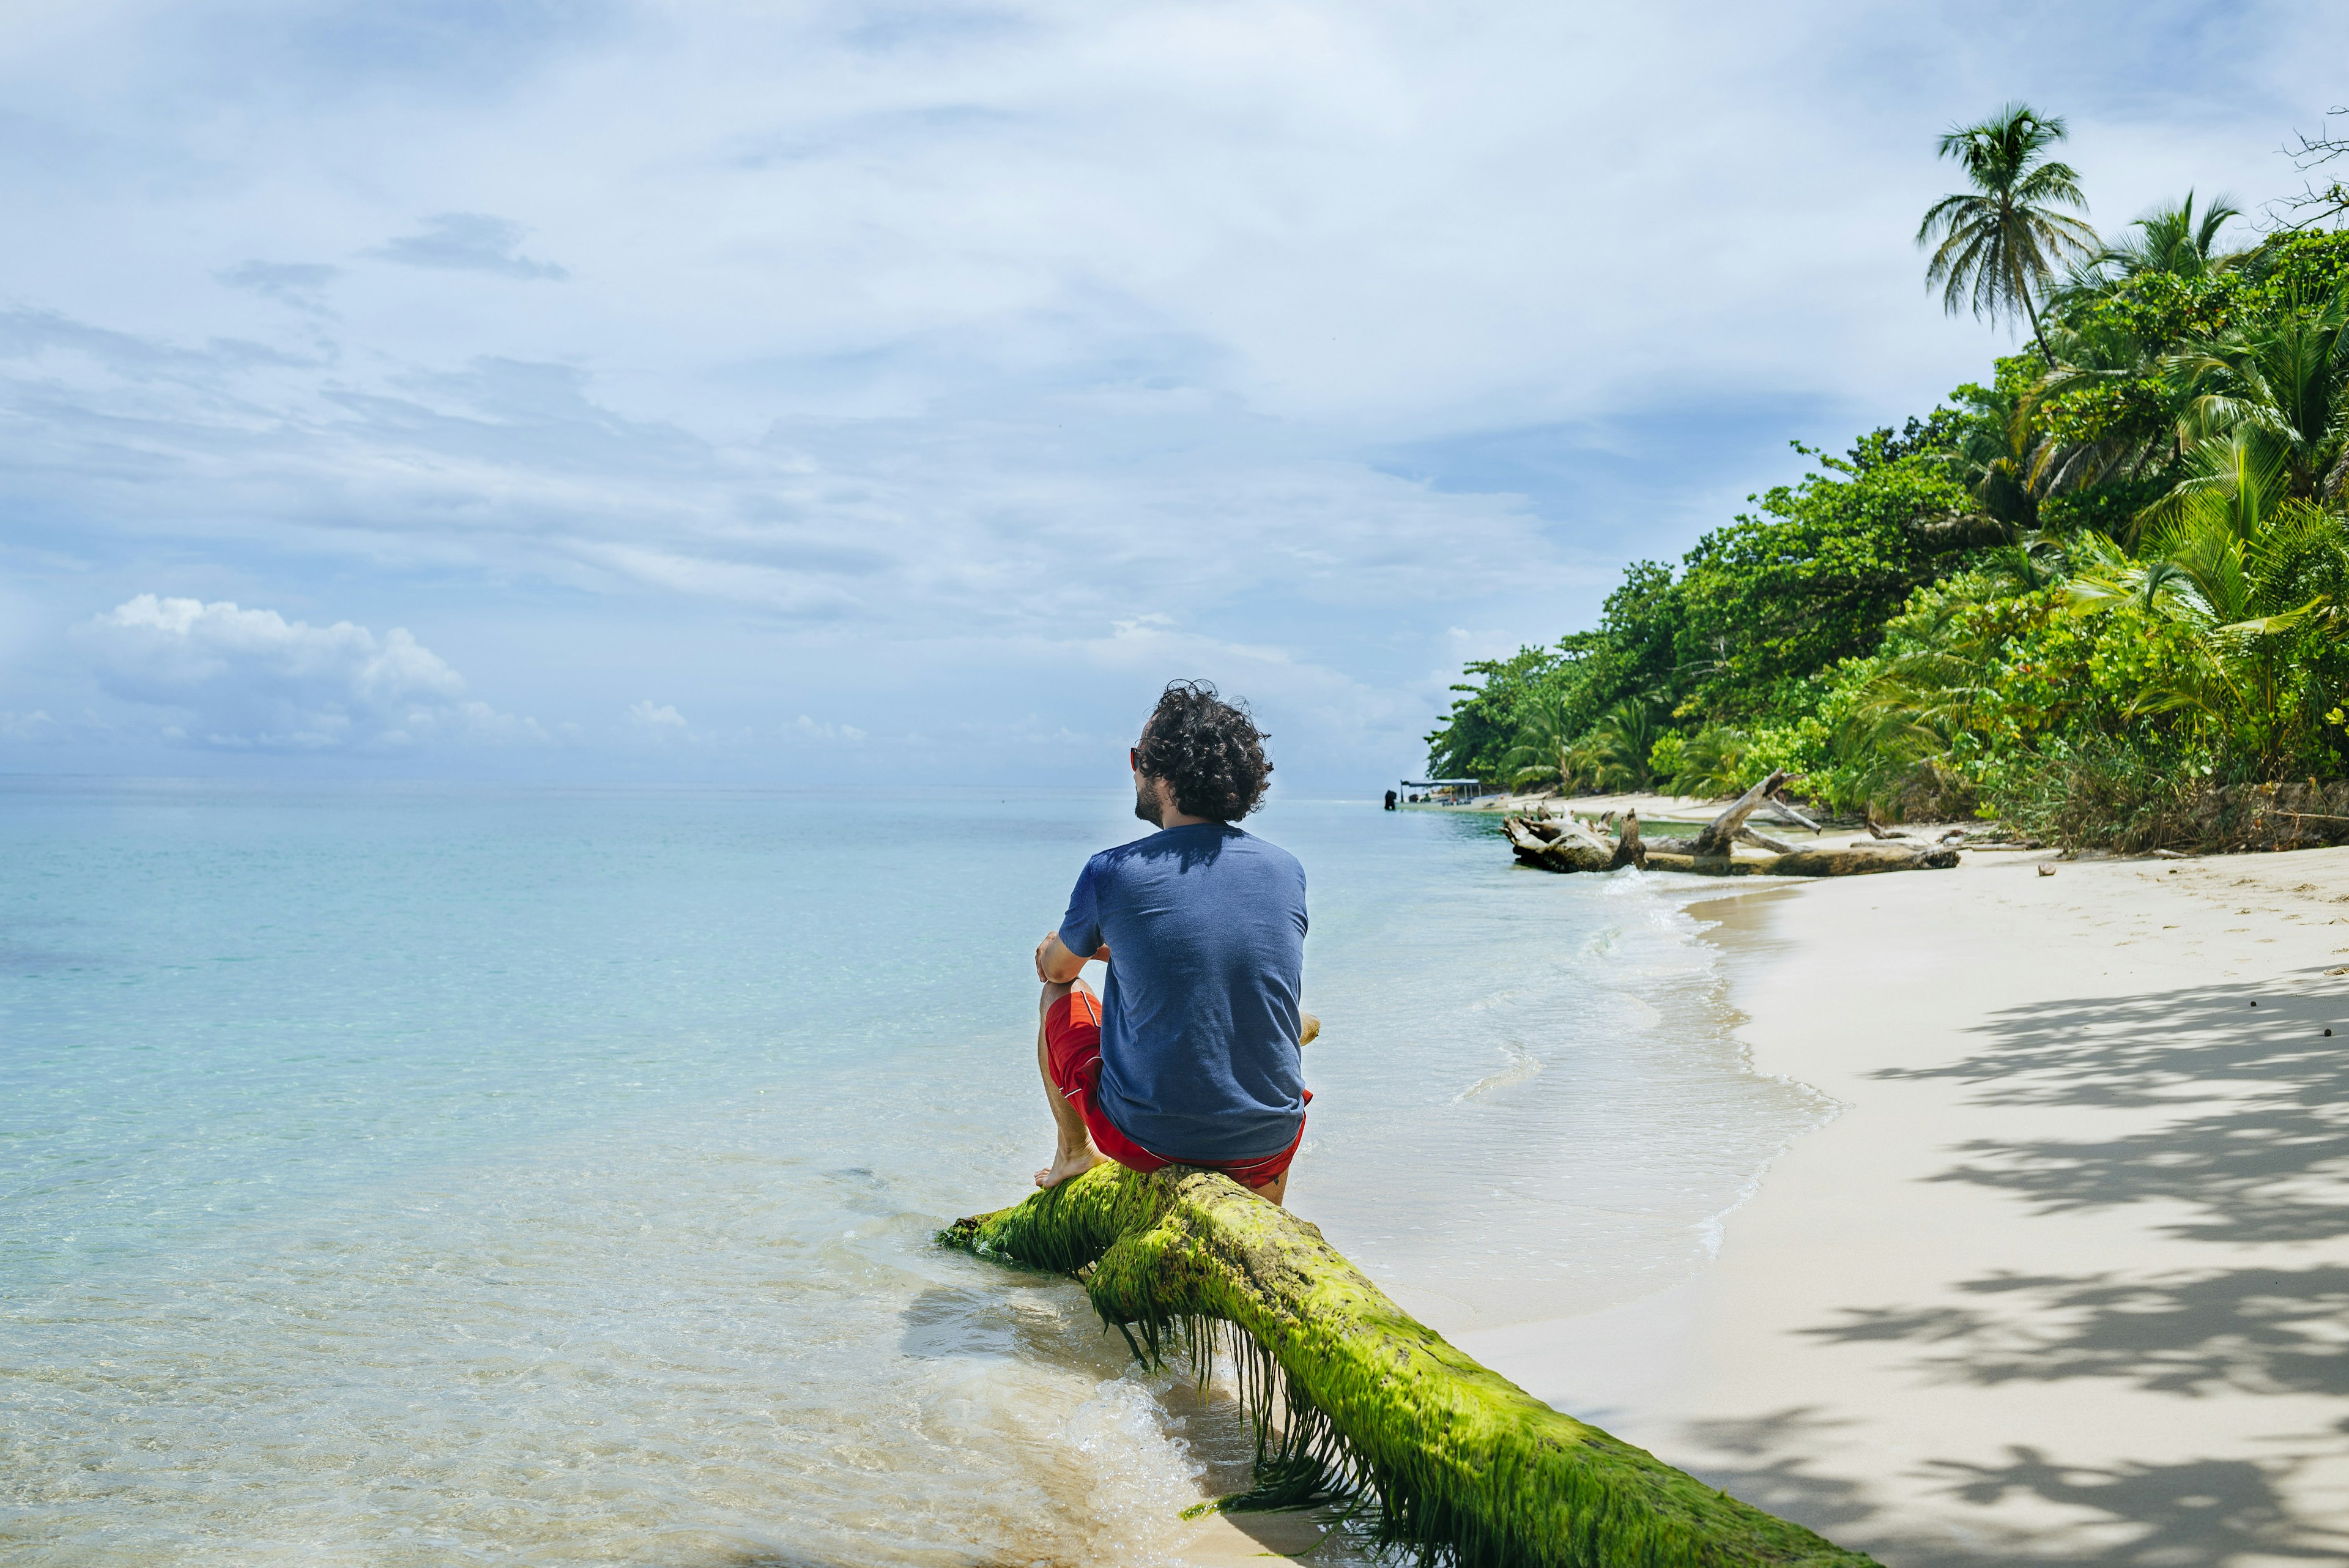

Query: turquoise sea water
<box><xmin>1</xmin><ymin>782</ymin><xmax>1828</xmax><ymax>1565</ymax></box>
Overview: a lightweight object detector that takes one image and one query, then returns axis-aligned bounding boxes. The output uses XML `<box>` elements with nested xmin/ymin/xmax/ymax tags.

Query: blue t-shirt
<box><xmin>1056</xmin><ymin>823</ymin><xmax>1308</xmax><ymax>1164</ymax></box>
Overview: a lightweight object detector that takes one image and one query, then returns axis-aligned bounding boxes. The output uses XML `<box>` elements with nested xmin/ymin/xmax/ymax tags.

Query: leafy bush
<box><xmin>1987</xmin><ymin>734</ymin><xmax>2210</xmax><ymax>851</ymax></box>
<box><xmin>1646</xmin><ymin>732</ymin><xmax>1687</xmax><ymax>789</ymax></box>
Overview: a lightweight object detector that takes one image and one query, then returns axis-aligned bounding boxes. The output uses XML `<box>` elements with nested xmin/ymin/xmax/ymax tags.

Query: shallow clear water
<box><xmin>0</xmin><ymin>782</ymin><xmax>1828</xmax><ymax>1564</ymax></box>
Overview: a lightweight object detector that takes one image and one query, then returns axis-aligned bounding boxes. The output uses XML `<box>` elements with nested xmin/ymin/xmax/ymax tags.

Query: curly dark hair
<box><xmin>1135</xmin><ymin>680</ymin><xmax>1272</xmax><ymax>822</ymax></box>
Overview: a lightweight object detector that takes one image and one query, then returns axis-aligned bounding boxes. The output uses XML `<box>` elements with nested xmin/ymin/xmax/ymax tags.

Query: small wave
<box><xmin>1060</xmin><ymin>1367</ymin><xmax>1209</xmax><ymax>1564</ymax></box>
<box><xmin>1457</xmin><ymin>1040</ymin><xmax>1543</xmax><ymax>1101</ymax></box>
<box><xmin>1614</xmin><ymin>995</ymin><xmax>1663</xmax><ymax>1031</ymax></box>
<box><xmin>1688</xmin><ymin>1094</ymin><xmax>1847</xmax><ymax>1259</ymax></box>
<box><xmin>1463</xmin><ymin>987</ymin><xmax>1527</xmax><ymax>1012</ymax></box>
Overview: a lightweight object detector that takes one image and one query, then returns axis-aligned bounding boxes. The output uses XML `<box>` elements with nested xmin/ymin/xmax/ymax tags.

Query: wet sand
<box><xmin>1457</xmin><ymin>847</ymin><xmax>2349</xmax><ymax>1566</ymax></box>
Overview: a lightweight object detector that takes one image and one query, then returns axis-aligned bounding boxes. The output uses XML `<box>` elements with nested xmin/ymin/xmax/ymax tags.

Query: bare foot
<box><xmin>1035</xmin><ymin>1143</ymin><xmax>1105</xmax><ymax>1189</ymax></box>
<box><xmin>1299</xmin><ymin>1012</ymin><xmax>1321</xmax><ymax>1047</ymax></box>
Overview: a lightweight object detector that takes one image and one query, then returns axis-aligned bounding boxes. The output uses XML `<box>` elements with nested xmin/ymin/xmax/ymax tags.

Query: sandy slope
<box><xmin>1458</xmin><ymin>847</ymin><xmax>2349</xmax><ymax>1567</ymax></box>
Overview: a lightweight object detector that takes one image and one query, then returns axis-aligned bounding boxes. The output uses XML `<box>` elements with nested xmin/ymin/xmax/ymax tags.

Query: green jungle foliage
<box><xmin>1427</xmin><ymin>111</ymin><xmax>2349</xmax><ymax>845</ymax></box>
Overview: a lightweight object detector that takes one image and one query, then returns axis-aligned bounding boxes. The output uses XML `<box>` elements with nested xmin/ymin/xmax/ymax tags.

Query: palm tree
<box><xmin>1572</xmin><ymin>700</ymin><xmax>1663</xmax><ymax>793</ymax></box>
<box><xmin>1666</xmin><ymin>725</ymin><xmax>1754</xmax><ymax>798</ymax></box>
<box><xmin>2164</xmin><ymin>286</ymin><xmax>2349</xmax><ymax>502</ymax></box>
<box><xmin>2142</xmin><ymin>428</ymin><xmax>2298</xmax><ymax>543</ymax></box>
<box><xmin>1502</xmin><ymin>691</ymin><xmax>1582</xmax><ymax>793</ymax></box>
<box><xmin>1950</xmin><ymin>378</ymin><xmax>2039</xmax><ymax>530</ymax></box>
<box><xmin>2050</xmin><ymin>191</ymin><xmax>2245</xmax><ymax>312</ymax></box>
<box><xmin>2024</xmin><ymin>314</ymin><xmax>2174</xmax><ymax>502</ymax></box>
<box><xmin>1829</xmin><ymin>576</ymin><xmax>2047</xmax><ymax>819</ymax></box>
<box><xmin>2102</xmin><ymin>191</ymin><xmax>2244</xmax><ymax>281</ymax></box>
<box><xmin>2068</xmin><ymin>469</ymin><xmax>2349</xmax><ymax>774</ymax></box>
<box><xmin>1917</xmin><ymin>103</ymin><xmax>2098</xmax><ymax>362</ymax></box>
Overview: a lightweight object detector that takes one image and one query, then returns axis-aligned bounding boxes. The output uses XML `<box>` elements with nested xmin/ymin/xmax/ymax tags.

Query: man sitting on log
<box><xmin>1030</xmin><ymin>680</ymin><xmax>1312</xmax><ymax>1206</ymax></box>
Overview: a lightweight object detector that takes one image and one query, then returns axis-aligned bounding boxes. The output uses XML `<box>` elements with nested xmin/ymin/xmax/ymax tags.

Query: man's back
<box><xmin>1058</xmin><ymin>822</ymin><xmax>1306</xmax><ymax>1163</ymax></box>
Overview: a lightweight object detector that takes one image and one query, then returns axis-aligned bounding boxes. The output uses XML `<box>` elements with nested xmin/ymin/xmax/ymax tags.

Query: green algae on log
<box><xmin>940</xmin><ymin>1164</ymin><xmax>1882</xmax><ymax>1567</ymax></box>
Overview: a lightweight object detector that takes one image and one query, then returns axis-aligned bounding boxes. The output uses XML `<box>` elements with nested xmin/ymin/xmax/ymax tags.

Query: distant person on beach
<box><xmin>1030</xmin><ymin>680</ymin><xmax>1312</xmax><ymax>1206</ymax></box>
<box><xmin>1383</xmin><ymin>789</ymin><xmax>1397</xmax><ymax>811</ymax></box>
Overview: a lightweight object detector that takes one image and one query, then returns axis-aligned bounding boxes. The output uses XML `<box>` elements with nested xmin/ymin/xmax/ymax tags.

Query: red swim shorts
<box><xmin>1045</xmin><ymin>989</ymin><xmax>1308</xmax><ymax>1189</ymax></box>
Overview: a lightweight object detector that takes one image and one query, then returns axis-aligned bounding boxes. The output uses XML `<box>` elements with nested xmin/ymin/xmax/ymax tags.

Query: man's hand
<box><xmin>1035</xmin><ymin>931</ymin><xmax>1107</xmax><ymax>984</ymax></box>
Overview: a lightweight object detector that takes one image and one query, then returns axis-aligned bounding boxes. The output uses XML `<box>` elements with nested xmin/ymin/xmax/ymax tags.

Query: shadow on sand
<box><xmin>1883</xmin><ymin>971</ymin><xmax>2349</xmax><ymax>1244</ymax></box>
<box><xmin>1812</xmin><ymin>970</ymin><xmax>2349</xmax><ymax>1400</ymax></box>
<box><xmin>1714</xmin><ymin>972</ymin><xmax>2349</xmax><ymax>1565</ymax></box>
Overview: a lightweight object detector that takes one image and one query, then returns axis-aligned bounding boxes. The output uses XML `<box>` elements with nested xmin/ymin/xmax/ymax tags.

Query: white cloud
<box><xmin>790</xmin><ymin>714</ymin><xmax>867</xmax><ymax>743</ymax></box>
<box><xmin>0</xmin><ymin>709</ymin><xmax>64</xmax><ymax>742</ymax></box>
<box><xmin>77</xmin><ymin>595</ymin><xmax>535</xmax><ymax>751</ymax></box>
<box><xmin>623</xmin><ymin>699</ymin><xmax>691</xmax><ymax>740</ymax></box>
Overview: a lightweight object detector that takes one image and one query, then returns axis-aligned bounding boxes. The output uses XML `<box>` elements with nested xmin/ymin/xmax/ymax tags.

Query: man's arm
<box><xmin>1035</xmin><ymin>930</ymin><xmax>1108</xmax><ymax>984</ymax></box>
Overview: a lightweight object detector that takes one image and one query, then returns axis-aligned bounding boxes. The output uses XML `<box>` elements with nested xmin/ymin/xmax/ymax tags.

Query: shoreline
<box><xmin>1395</xmin><ymin>787</ymin><xmax>1735</xmax><ymax>822</ymax></box>
<box><xmin>1456</xmin><ymin>847</ymin><xmax>2349</xmax><ymax>1566</ymax></box>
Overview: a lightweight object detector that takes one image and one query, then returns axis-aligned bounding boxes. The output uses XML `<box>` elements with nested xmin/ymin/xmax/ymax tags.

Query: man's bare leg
<box><xmin>1035</xmin><ymin>978</ymin><xmax>1106</xmax><ymax>1189</ymax></box>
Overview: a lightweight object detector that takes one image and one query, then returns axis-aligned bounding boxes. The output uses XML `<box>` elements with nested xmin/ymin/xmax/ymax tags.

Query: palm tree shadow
<box><xmin>1879</xmin><ymin>970</ymin><xmax>2349</xmax><ymax>1245</ymax></box>
<box><xmin>1768</xmin><ymin>970</ymin><xmax>2349</xmax><ymax>1562</ymax></box>
<box><xmin>1846</xmin><ymin>970</ymin><xmax>2349</xmax><ymax>1400</ymax></box>
<box><xmin>1673</xmin><ymin>1421</ymin><xmax>2347</xmax><ymax>1567</ymax></box>
<box><xmin>1674</xmin><ymin>1406</ymin><xmax>1882</xmax><ymax>1536</ymax></box>
<box><xmin>1803</xmin><ymin>1264</ymin><xmax>2349</xmax><ymax>1399</ymax></box>
<box><xmin>1904</xmin><ymin>1446</ymin><xmax>2348</xmax><ymax>1566</ymax></box>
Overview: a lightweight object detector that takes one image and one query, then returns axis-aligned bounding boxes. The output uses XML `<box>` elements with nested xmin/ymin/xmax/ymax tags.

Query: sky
<box><xmin>2</xmin><ymin>0</ymin><xmax>2345</xmax><ymax>791</ymax></box>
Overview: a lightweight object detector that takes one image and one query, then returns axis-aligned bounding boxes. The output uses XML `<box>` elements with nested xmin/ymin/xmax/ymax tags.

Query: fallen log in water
<box><xmin>941</xmin><ymin>1164</ymin><xmax>1880</xmax><ymax>1567</ymax></box>
<box><xmin>1503</xmin><ymin>811</ymin><xmax>1644</xmax><ymax>873</ymax></box>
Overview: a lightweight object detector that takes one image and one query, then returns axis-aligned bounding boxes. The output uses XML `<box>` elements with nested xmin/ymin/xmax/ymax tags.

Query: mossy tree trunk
<box><xmin>943</xmin><ymin>1164</ymin><xmax>1882</xmax><ymax>1568</ymax></box>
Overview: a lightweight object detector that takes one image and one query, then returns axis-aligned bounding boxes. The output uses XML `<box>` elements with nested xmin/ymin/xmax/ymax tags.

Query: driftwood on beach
<box><xmin>1691</xmin><ymin>770</ymin><xmax>1789</xmax><ymax>858</ymax></box>
<box><xmin>1505</xmin><ymin>770</ymin><xmax>1959</xmax><ymax>878</ymax></box>
<box><xmin>943</xmin><ymin>1164</ymin><xmax>1881</xmax><ymax>1568</ymax></box>
<box><xmin>1764</xmin><ymin>842</ymin><xmax>1960</xmax><ymax>875</ymax></box>
<box><xmin>1502</xmin><ymin>811</ymin><xmax>1646</xmax><ymax>873</ymax></box>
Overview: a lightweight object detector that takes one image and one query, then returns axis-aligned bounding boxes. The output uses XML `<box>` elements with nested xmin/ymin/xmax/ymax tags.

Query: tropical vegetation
<box><xmin>1426</xmin><ymin>103</ymin><xmax>2349</xmax><ymax>847</ymax></box>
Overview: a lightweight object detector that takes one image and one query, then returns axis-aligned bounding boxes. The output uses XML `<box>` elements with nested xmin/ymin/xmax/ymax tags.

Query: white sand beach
<box><xmin>1458</xmin><ymin>847</ymin><xmax>2349</xmax><ymax>1566</ymax></box>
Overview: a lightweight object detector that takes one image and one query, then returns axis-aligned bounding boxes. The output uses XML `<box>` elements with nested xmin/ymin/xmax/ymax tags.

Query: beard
<box><xmin>1134</xmin><ymin>781</ymin><xmax>1163</xmax><ymax>826</ymax></box>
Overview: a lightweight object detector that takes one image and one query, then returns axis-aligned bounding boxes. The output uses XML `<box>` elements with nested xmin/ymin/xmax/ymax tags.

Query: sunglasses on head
<box><xmin>1129</xmin><ymin>748</ymin><xmax>1140</xmax><ymax>770</ymax></box>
